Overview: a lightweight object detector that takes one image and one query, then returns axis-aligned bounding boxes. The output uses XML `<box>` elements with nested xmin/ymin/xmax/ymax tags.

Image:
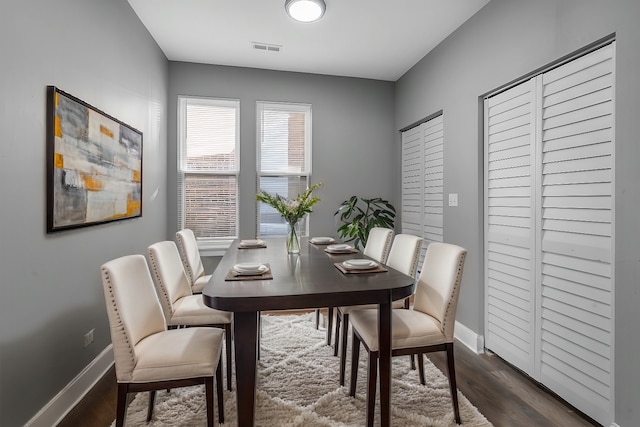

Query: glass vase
<box><xmin>287</xmin><ymin>221</ymin><xmax>301</xmax><ymax>254</ymax></box>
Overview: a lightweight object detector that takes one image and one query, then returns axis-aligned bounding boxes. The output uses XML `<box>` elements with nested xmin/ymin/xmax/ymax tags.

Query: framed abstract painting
<box><xmin>46</xmin><ymin>86</ymin><xmax>143</xmax><ymax>232</ymax></box>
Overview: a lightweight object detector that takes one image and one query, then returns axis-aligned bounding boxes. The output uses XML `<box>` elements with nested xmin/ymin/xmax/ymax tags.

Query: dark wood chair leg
<box><xmin>225</xmin><ymin>324</ymin><xmax>233</xmax><ymax>391</ymax></box>
<box><xmin>366</xmin><ymin>352</ymin><xmax>378</xmax><ymax>427</ymax></box>
<box><xmin>315</xmin><ymin>308</ymin><xmax>320</xmax><ymax>329</ymax></box>
<box><xmin>116</xmin><ymin>383</ymin><xmax>128</xmax><ymax>427</ymax></box>
<box><xmin>326</xmin><ymin>307</ymin><xmax>334</xmax><ymax>345</ymax></box>
<box><xmin>257</xmin><ymin>313</ymin><xmax>261</xmax><ymax>360</ymax></box>
<box><xmin>146</xmin><ymin>390</ymin><xmax>157</xmax><ymax>421</ymax></box>
<box><xmin>333</xmin><ymin>310</ymin><xmax>341</xmax><ymax>356</ymax></box>
<box><xmin>410</xmin><ymin>354</ymin><xmax>416</xmax><ymax>370</ymax></box>
<box><xmin>349</xmin><ymin>331</ymin><xmax>361</xmax><ymax>396</ymax></box>
<box><xmin>339</xmin><ymin>312</ymin><xmax>349</xmax><ymax>386</ymax></box>
<box><xmin>216</xmin><ymin>361</ymin><xmax>225</xmax><ymax>424</ymax></box>
<box><xmin>445</xmin><ymin>343</ymin><xmax>461</xmax><ymax>424</ymax></box>
<box><xmin>205</xmin><ymin>376</ymin><xmax>214</xmax><ymax>427</ymax></box>
<box><xmin>417</xmin><ymin>353</ymin><xmax>426</xmax><ymax>385</ymax></box>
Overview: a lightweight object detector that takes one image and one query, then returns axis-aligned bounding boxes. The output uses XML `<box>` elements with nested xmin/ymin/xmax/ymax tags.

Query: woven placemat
<box><xmin>225</xmin><ymin>263</ymin><xmax>273</xmax><ymax>281</ymax></box>
<box><xmin>334</xmin><ymin>262</ymin><xmax>388</xmax><ymax>274</ymax></box>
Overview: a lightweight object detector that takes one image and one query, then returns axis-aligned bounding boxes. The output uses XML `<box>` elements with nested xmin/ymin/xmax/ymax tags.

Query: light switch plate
<box><xmin>448</xmin><ymin>193</ymin><xmax>458</xmax><ymax>207</ymax></box>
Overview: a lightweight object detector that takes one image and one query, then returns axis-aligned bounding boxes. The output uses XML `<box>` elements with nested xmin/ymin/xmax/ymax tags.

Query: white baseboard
<box><xmin>454</xmin><ymin>320</ymin><xmax>484</xmax><ymax>354</ymax></box>
<box><xmin>25</xmin><ymin>345</ymin><xmax>114</xmax><ymax>427</ymax></box>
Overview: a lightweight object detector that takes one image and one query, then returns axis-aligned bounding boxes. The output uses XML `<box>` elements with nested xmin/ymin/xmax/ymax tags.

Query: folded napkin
<box><xmin>238</xmin><ymin>239</ymin><xmax>267</xmax><ymax>249</ymax></box>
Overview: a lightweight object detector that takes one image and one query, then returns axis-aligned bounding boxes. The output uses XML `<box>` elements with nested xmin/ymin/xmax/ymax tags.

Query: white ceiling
<box><xmin>127</xmin><ymin>0</ymin><xmax>491</xmax><ymax>82</ymax></box>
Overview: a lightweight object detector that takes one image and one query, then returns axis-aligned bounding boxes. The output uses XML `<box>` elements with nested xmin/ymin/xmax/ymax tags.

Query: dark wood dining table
<box><xmin>202</xmin><ymin>237</ymin><xmax>415</xmax><ymax>427</ymax></box>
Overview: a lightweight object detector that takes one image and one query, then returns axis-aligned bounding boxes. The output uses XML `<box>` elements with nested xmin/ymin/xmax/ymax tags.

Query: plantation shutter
<box><xmin>484</xmin><ymin>42</ymin><xmax>614</xmax><ymax>426</ymax></box>
<box><xmin>401</xmin><ymin>114</ymin><xmax>444</xmax><ymax>270</ymax></box>
<box><xmin>537</xmin><ymin>43</ymin><xmax>614</xmax><ymax>424</ymax></box>
<box><xmin>484</xmin><ymin>79</ymin><xmax>536</xmax><ymax>376</ymax></box>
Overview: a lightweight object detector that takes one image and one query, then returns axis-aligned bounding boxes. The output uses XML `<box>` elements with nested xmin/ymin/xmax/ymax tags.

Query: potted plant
<box><xmin>334</xmin><ymin>196</ymin><xmax>396</xmax><ymax>249</ymax></box>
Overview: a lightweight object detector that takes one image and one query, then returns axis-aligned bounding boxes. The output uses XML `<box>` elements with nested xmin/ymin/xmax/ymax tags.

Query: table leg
<box><xmin>378</xmin><ymin>295</ymin><xmax>392</xmax><ymax>427</ymax></box>
<box><xmin>234</xmin><ymin>311</ymin><xmax>258</xmax><ymax>426</ymax></box>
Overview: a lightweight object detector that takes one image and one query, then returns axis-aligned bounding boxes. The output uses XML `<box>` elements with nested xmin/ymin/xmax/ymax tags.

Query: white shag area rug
<box><xmin>112</xmin><ymin>313</ymin><xmax>492</xmax><ymax>426</ymax></box>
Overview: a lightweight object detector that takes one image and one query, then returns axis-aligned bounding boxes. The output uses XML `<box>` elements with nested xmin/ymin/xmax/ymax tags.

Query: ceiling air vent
<box><xmin>252</xmin><ymin>42</ymin><xmax>281</xmax><ymax>53</ymax></box>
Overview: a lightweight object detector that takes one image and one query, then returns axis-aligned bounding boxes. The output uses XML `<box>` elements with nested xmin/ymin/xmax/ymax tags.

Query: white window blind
<box><xmin>178</xmin><ymin>97</ymin><xmax>239</xmax><ymax>244</ymax></box>
<box><xmin>256</xmin><ymin>102</ymin><xmax>312</xmax><ymax>237</ymax></box>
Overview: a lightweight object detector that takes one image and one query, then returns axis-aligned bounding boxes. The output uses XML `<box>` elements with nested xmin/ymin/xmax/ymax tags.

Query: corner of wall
<box><xmin>454</xmin><ymin>320</ymin><xmax>484</xmax><ymax>354</ymax></box>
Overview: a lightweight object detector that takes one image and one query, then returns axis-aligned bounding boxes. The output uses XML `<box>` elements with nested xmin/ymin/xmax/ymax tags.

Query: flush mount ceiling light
<box><xmin>285</xmin><ymin>0</ymin><xmax>326</xmax><ymax>23</ymax></box>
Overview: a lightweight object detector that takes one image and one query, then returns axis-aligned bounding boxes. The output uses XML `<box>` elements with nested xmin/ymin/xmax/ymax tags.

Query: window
<box><xmin>178</xmin><ymin>97</ymin><xmax>239</xmax><ymax>247</ymax></box>
<box><xmin>256</xmin><ymin>102</ymin><xmax>312</xmax><ymax>237</ymax></box>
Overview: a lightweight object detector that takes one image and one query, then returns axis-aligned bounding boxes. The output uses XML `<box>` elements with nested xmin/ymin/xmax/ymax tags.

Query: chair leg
<box><xmin>257</xmin><ymin>313</ymin><xmax>261</xmax><ymax>360</ymax></box>
<box><xmin>216</xmin><ymin>360</ymin><xmax>225</xmax><ymax>424</ymax></box>
<box><xmin>326</xmin><ymin>307</ymin><xmax>334</xmax><ymax>345</ymax></box>
<box><xmin>410</xmin><ymin>354</ymin><xmax>416</xmax><ymax>370</ymax></box>
<box><xmin>366</xmin><ymin>352</ymin><xmax>378</xmax><ymax>427</ymax></box>
<box><xmin>417</xmin><ymin>353</ymin><xmax>426</xmax><ymax>385</ymax></box>
<box><xmin>339</xmin><ymin>312</ymin><xmax>350</xmax><ymax>386</ymax></box>
<box><xmin>333</xmin><ymin>310</ymin><xmax>341</xmax><ymax>356</ymax></box>
<box><xmin>205</xmin><ymin>377</ymin><xmax>214</xmax><ymax>427</ymax></box>
<box><xmin>225</xmin><ymin>324</ymin><xmax>233</xmax><ymax>391</ymax></box>
<box><xmin>445</xmin><ymin>343</ymin><xmax>461</xmax><ymax>424</ymax></box>
<box><xmin>315</xmin><ymin>308</ymin><xmax>320</xmax><ymax>329</ymax></box>
<box><xmin>147</xmin><ymin>390</ymin><xmax>157</xmax><ymax>421</ymax></box>
<box><xmin>349</xmin><ymin>331</ymin><xmax>361</xmax><ymax>397</ymax></box>
<box><xmin>116</xmin><ymin>383</ymin><xmax>128</xmax><ymax>427</ymax></box>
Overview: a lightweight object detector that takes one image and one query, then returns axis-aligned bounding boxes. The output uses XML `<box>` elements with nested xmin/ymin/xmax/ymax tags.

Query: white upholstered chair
<box><xmin>348</xmin><ymin>242</ymin><xmax>467</xmax><ymax>426</ymax></box>
<box><xmin>101</xmin><ymin>254</ymin><xmax>225</xmax><ymax>427</ymax></box>
<box><xmin>362</xmin><ymin>227</ymin><xmax>394</xmax><ymax>263</ymax></box>
<box><xmin>321</xmin><ymin>227</ymin><xmax>395</xmax><ymax>342</ymax></box>
<box><xmin>175</xmin><ymin>228</ymin><xmax>210</xmax><ymax>293</ymax></box>
<box><xmin>147</xmin><ymin>241</ymin><xmax>233</xmax><ymax>391</ymax></box>
<box><xmin>335</xmin><ymin>233</ymin><xmax>423</xmax><ymax>385</ymax></box>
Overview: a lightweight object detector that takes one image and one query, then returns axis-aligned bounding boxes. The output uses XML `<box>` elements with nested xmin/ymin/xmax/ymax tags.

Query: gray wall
<box><xmin>0</xmin><ymin>1</ymin><xmax>169</xmax><ymax>425</ymax></box>
<box><xmin>168</xmin><ymin>63</ymin><xmax>396</xmax><ymax>240</ymax></box>
<box><xmin>395</xmin><ymin>0</ymin><xmax>640</xmax><ymax>425</ymax></box>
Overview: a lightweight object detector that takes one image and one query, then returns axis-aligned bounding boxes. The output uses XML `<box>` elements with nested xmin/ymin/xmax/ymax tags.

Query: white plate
<box><xmin>326</xmin><ymin>243</ymin><xmax>353</xmax><ymax>253</ymax></box>
<box><xmin>239</xmin><ymin>239</ymin><xmax>265</xmax><ymax>247</ymax></box>
<box><xmin>343</xmin><ymin>259</ymin><xmax>377</xmax><ymax>270</ymax></box>
<box><xmin>233</xmin><ymin>263</ymin><xmax>268</xmax><ymax>275</ymax></box>
<box><xmin>310</xmin><ymin>236</ymin><xmax>335</xmax><ymax>244</ymax></box>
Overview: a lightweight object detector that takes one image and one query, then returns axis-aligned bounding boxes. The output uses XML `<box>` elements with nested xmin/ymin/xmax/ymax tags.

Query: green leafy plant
<box><xmin>256</xmin><ymin>182</ymin><xmax>322</xmax><ymax>226</ymax></box>
<box><xmin>257</xmin><ymin>182</ymin><xmax>322</xmax><ymax>253</ymax></box>
<box><xmin>334</xmin><ymin>196</ymin><xmax>396</xmax><ymax>249</ymax></box>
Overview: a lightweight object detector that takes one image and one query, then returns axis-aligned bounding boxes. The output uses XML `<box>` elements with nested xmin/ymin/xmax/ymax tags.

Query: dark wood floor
<box><xmin>58</xmin><ymin>313</ymin><xmax>600</xmax><ymax>427</ymax></box>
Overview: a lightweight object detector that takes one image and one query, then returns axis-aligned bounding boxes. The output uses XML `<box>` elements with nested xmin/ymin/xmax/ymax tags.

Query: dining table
<box><xmin>202</xmin><ymin>237</ymin><xmax>415</xmax><ymax>427</ymax></box>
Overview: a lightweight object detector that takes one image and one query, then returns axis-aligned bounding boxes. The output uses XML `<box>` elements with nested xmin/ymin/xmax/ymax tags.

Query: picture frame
<box><xmin>46</xmin><ymin>86</ymin><xmax>143</xmax><ymax>232</ymax></box>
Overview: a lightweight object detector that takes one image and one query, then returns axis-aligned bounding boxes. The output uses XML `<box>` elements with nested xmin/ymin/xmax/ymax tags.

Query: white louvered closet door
<box><xmin>484</xmin><ymin>79</ymin><xmax>536</xmax><ymax>376</ymax></box>
<box><xmin>484</xmin><ymin>42</ymin><xmax>614</xmax><ymax>426</ymax></box>
<box><xmin>401</xmin><ymin>114</ymin><xmax>444</xmax><ymax>269</ymax></box>
<box><xmin>537</xmin><ymin>43</ymin><xmax>614</xmax><ymax>424</ymax></box>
